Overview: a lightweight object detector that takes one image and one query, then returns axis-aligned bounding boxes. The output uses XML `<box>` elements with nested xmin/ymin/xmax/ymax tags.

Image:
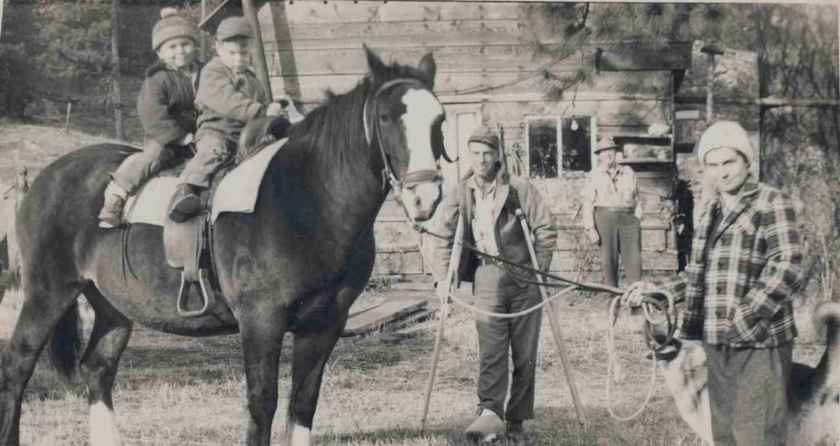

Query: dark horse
<box><xmin>0</xmin><ymin>49</ymin><xmax>446</xmax><ymax>446</ymax></box>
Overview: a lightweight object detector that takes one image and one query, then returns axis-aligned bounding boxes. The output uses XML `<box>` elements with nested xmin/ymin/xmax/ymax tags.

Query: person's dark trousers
<box><xmin>703</xmin><ymin>342</ymin><xmax>793</xmax><ymax>446</ymax></box>
<box><xmin>594</xmin><ymin>207</ymin><xmax>641</xmax><ymax>287</ymax></box>
<box><xmin>472</xmin><ymin>264</ymin><xmax>542</xmax><ymax>422</ymax></box>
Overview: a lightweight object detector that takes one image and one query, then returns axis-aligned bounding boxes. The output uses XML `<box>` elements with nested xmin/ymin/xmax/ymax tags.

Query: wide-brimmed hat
<box><xmin>216</xmin><ymin>16</ymin><xmax>254</xmax><ymax>41</ymax></box>
<box><xmin>152</xmin><ymin>8</ymin><xmax>198</xmax><ymax>50</ymax></box>
<box><xmin>594</xmin><ymin>138</ymin><xmax>620</xmax><ymax>154</ymax></box>
<box><xmin>697</xmin><ymin>121</ymin><xmax>754</xmax><ymax>166</ymax></box>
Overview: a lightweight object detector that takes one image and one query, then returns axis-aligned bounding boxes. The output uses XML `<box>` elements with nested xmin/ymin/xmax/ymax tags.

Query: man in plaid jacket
<box><xmin>626</xmin><ymin>121</ymin><xmax>803</xmax><ymax>446</ymax></box>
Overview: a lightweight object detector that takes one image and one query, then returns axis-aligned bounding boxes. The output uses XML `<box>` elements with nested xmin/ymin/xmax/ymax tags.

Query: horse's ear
<box><xmin>364</xmin><ymin>44</ymin><xmax>387</xmax><ymax>81</ymax></box>
<box><xmin>417</xmin><ymin>52</ymin><xmax>436</xmax><ymax>88</ymax></box>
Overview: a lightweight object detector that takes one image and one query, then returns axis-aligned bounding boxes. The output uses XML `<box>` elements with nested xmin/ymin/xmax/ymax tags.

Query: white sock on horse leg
<box><xmin>89</xmin><ymin>401</ymin><xmax>122</xmax><ymax>446</ymax></box>
<box><xmin>291</xmin><ymin>424</ymin><xmax>310</xmax><ymax>446</ymax></box>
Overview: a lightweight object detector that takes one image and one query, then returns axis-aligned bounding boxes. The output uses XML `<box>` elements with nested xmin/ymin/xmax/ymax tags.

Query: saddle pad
<box><xmin>123</xmin><ymin>177</ymin><xmax>180</xmax><ymax>226</ymax></box>
<box><xmin>122</xmin><ymin>138</ymin><xmax>287</xmax><ymax>227</ymax></box>
<box><xmin>211</xmin><ymin>138</ymin><xmax>286</xmax><ymax>222</ymax></box>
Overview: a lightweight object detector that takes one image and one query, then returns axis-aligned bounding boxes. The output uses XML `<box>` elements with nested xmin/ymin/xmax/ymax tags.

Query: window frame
<box><xmin>525</xmin><ymin>114</ymin><xmax>599</xmax><ymax>178</ymax></box>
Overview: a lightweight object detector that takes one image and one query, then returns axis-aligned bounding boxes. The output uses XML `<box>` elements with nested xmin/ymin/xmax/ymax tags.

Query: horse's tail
<box><xmin>814</xmin><ymin>301</ymin><xmax>840</xmax><ymax>382</ymax></box>
<box><xmin>48</xmin><ymin>299</ymin><xmax>82</xmax><ymax>380</ymax></box>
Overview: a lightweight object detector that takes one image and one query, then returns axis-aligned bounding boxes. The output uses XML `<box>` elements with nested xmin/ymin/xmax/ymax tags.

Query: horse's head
<box><xmin>363</xmin><ymin>47</ymin><xmax>451</xmax><ymax>222</ymax></box>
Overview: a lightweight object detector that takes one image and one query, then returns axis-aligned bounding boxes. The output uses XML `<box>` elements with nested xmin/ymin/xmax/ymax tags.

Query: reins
<box><xmin>605</xmin><ymin>290</ymin><xmax>677</xmax><ymax>421</ymax></box>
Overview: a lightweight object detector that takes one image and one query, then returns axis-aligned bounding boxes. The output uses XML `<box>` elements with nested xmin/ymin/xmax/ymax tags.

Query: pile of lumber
<box><xmin>341</xmin><ymin>296</ymin><xmax>435</xmax><ymax>337</ymax></box>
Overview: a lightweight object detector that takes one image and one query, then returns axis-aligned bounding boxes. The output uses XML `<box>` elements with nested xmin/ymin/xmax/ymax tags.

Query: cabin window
<box><xmin>526</xmin><ymin>116</ymin><xmax>594</xmax><ymax>178</ymax></box>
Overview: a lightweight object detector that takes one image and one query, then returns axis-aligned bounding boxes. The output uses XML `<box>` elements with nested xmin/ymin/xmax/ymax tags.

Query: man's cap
<box><xmin>152</xmin><ymin>8</ymin><xmax>198</xmax><ymax>50</ymax></box>
<box><xmin>594</xmin><ymin>138</ymin><xmax>620</xmax><ymax>154</ymax></box>
<box><xmin>216</xmin><ymin>16</ymin><xmax>254</xmax><ymax>41</ymax></box>
<box><xmin>468</xmin><ymin>126</ymin><xmax>500</xmax><ymax>151</ymax></box>
<box><xmin>697</xmin><ymin>120</ymin><xmax>754</xmax><ymax>166</ymax></box>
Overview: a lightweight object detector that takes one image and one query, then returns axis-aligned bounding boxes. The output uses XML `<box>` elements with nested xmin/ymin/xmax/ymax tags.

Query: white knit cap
<box><xmin>696</xmin><ymin>120</ymin><xmax>754</xmax><ymax>166</ymax></box>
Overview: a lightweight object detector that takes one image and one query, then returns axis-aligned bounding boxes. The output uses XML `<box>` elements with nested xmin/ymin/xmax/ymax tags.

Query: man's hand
<box><xmin>178</xmin><ymin>133</ymin><xmax>194</xmax><ymax>146</ymax></box>
<box><xmin>266</xmin><ymin>102</ymin><xmax>284</xmax><ymax>117</ymax></box>
<box><xmin>587</xmin><ymin>227</ymin><xmax>600</xmax><ymax>244</ymax></box>
<box><xmin>621</xmin><ymin>281</ymin><xmax>657</xmax><ymax>308</ymax></box>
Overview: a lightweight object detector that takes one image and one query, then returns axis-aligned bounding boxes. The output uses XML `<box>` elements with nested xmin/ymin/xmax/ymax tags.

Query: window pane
<box><xmin>528</xmin><ymin>118</ymin><xmax>558</xmax><ymax>178</ymax></box>
<box><xmin>562</xmin><ymin>118</ymin><xmax>592</xmax><ymax>172</ymax></box>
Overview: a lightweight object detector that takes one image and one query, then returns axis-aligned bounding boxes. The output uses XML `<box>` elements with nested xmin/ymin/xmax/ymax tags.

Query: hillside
<box><xmin>0</xmin><ymin>119</ymin><xmax>132</xmax><ymax>186</ymax></box>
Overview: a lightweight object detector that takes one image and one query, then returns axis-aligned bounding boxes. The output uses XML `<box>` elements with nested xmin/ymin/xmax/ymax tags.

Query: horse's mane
<box><xmin>286</xmin><ymin>59</ymin><xmax>433</xmax><ymax>175</ymax></box>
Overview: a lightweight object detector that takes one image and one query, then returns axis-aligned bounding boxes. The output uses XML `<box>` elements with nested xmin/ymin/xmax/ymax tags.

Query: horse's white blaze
<box><xmin>401</xmin><ymin>88</ymin><xmax>443</xmax><ymax>173</ymax></box>
<box><xmin>291</xmin><ymin>424</ymin><xmax>311</xmax><ymax>446</ymax></box>
<box><xmin>89</xmin><ymin>401</ymin><xmax>122</xmax><ymax>446</ymax></box>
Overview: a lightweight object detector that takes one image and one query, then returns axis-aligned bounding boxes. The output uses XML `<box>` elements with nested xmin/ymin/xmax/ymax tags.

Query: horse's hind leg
<box><xmin>79</xmin><ymin>285</ymin><xmax>132</xmax><ymax>446</ymax></box>
<box><xmin>0</xmin><ymin>279</ymin><xmax>84</xmax><ymax>446</ymax></box>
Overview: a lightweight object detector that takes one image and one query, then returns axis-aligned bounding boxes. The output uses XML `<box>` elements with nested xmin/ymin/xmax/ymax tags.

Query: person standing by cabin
<box><xmin>623</xmin><ymin>120</ymin><xmax>803</xmax><ymax>446</ymax></box>
<box><xmin>581</xmin><ymin>139</ymin><xmax>643</xmax><ymax>288</ymax></box>
<box><xmin>432</xmin><ymin>126</ymin><xmax>556</xmax><ymax>442</ymax></box>
<box><xmin>167</xmin><ymin>16</ymin><xmax>290</xmax><ymax>222</ymax></box>
<box><xmin>98</xmin><ymin>7</ymin><xmax>204</xmax><ymax>228</ymax></box>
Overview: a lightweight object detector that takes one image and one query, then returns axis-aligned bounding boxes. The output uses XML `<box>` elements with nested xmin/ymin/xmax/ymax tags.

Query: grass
<box><xmin>0</xmin><ymin>284</ymin><xmax>826</xmax><ymax>446</ymax></box>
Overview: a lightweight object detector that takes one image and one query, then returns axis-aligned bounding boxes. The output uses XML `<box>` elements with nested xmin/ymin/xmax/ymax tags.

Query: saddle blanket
<box><xmin>123</xmin><ymin>138</ymin><xmax>287</xmax><ymax>226</ymax></box>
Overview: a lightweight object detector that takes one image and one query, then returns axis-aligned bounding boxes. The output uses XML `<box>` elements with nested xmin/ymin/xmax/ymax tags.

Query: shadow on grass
<box><xmin>315</xmin><ymin>405</ymin><xmax>698</xmax><ymax>446</ymax></box>
<box><xmin>313</xmin><ymin>406</ymin><xmax>622</xmax><ymax>446</ymax></box>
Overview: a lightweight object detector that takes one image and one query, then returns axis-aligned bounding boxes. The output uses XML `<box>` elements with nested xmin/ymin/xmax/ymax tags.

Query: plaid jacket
<box><xmin>658</xmin><ymin>181</ymin><xmax>803</xmax><ymax>348</ymax></box>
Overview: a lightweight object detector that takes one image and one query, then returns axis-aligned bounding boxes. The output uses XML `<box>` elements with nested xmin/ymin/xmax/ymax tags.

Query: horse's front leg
<box><xmin>286</xmin><ymin>286</ymin><xmax>360</xmax><ymax>446</ymax></box>
<box><xmin>239</xmin><ymin>297</ymin><xmax>288</xmax><ymax>446</ymax></box>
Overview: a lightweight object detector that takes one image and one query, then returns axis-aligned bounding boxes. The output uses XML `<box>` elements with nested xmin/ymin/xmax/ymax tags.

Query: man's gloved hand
<box><xmin>620</xmin><ymin>281</ymin><xmax>657</xmax><ymax>308</ymax></box>
<box><xmin>266</xmin><ymin>102</ymin><xmax>284</xmax><ymax>117</ymax></box>
<box><xmin>178</xmin><ymin>133</ymin><xmax>194</xmax><ymax>146</ymax></box>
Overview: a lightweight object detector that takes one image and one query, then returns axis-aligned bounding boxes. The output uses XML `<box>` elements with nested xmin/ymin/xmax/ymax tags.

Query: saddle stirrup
<box><xmin>176</xmin><ymin>268</ymin><xmax>216</xmax><ymax>318</ymax></box>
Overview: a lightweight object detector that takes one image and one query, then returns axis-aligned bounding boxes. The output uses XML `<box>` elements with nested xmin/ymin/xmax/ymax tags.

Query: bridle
<box><xmin>362</xmin><ymin>78</ymin><xmax>448</xmax><ymax>220</ymax></box>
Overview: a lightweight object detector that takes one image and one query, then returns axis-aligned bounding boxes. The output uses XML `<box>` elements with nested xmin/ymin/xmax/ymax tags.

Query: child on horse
<box><xmin>98</xmin><ymin>7</ymin><xmax>204</xmax><ymax>228</ymax></box>
<box><xmin>167</xmin><ymin>16</ymin><xmax>293</xmax><ymax>223</ymax></box>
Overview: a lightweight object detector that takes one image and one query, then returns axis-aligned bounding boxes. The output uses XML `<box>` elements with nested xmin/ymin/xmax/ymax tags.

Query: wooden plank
<box><xmin>374</xmin><ymin>251</ymin><xmax>425</xmax><ymax>275</ymax></box>
<box><xmin>263</xmin><ymin>44</ymin><xmax>588</xmax><ymax>76</ymax></box>
<box><xmin>261</xmin><ymin>18</ymin><xmax>535</xmax><ymax>44</ymax></box>
<box><xmin>277</xmin><ymin>2</ymin><xmax>522</xmax><ymax>25</ymax></box>
<box><xmin>271</xmin><ymin>70</ymin><xmax>670</xmax><ymax>103</ymax></box>
<box><xmin>342</xmin><ymin>298</ymin><xmax>428</xmax><ymax>336</ymax></box>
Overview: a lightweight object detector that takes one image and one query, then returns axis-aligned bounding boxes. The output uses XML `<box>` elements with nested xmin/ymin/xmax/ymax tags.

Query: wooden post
<box><xmin>517</xmin><ymin>209</ymin><xmax>587</xmax><ymax>428</ymax></box>
<box><xmin>0</xmin><ymin>0</ymin><xmax>5</xmax><ymax>40</ymax></box>
<box><xmin>420</xmin><ymin>213</ymin><xmax>464</xmax><ymax>431</ymax></box>
<box><xmin>110</xmin><ymin>0</ymin><xmax>124</xmax><ymax>140</ymax></box>
<box><xmin>200</xmin><ymin>0</ymin><xmax>209</xmax><ymax>61</ymax></box>
<box><xmin>242</xmin><ymin>0</ymin><xmax>272</xmax><ymax>101</ymax></box>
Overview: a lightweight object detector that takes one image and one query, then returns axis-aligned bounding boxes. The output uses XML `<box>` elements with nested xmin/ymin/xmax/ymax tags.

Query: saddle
<box><xmin>121</xmin><ymin>117</ymin><xmax>289</xmax><ymax>317</ymax></box>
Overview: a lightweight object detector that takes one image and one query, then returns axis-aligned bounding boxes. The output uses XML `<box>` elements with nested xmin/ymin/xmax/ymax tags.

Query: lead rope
<box><xmin>605</xmin><ymin>289</ymin><xmax>676</xmax><ymax>421</ymax></box>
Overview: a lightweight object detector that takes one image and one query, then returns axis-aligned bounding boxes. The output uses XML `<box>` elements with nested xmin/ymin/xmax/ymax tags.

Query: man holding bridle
<box><xmin>432</xmin><ymin>125</ymin><xmax>556</xmax><ymax>442</ymax></box>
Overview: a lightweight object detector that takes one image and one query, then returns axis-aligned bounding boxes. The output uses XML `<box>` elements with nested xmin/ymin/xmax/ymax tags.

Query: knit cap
<box><xmin>152</xmin><ymin>8</ymin><xmax>198</xmax><ymax>50</ymax></box>
<box><xmin>696</xmin><ymin>120</ymin><xmax>754</xmax><ymax>166</ymax></box>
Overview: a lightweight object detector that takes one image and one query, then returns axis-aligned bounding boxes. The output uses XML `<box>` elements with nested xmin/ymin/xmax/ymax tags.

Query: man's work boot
<box><xmin>168</xmin><ymin>183</ymin><xmax>203</xmax><ymax>223</ymax></box>
<box><xmin>98</xmin><ymin>181</ymin><xmax>128</xmax><ymax>229</ymax></box>
<box><xmin>465</xmin><ymin>409</ymin><xmax>504</xmax><ymax>443</ymax></box>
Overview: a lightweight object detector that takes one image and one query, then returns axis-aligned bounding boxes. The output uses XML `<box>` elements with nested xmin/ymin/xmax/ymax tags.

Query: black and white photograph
<box><xmin>0</xmin><ymin>0</ymin><xmax>837</xmax><ymax>445</ymax></box>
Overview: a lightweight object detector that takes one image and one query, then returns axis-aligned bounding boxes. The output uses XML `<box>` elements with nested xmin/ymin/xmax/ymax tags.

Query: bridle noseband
<box><xmin>362</xmin><ymin>78</ymin><xmax>444</xmax><ymax>201</ymax></box>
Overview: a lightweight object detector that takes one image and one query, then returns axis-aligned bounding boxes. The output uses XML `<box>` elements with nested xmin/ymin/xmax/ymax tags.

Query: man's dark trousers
<box><xmin>594</xmin><ymin>207</ymin><xmax>641</xmax><ymax>287</ymax></box>
<box><xmin>703</xmin><ymin>342</ymin><xmax>793</xmax><ymax>446</ymax></box>
<box><xmin>472</xmin><ymin>264</ymin><xmax>542</xmax><ymax>421</ymax></box>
